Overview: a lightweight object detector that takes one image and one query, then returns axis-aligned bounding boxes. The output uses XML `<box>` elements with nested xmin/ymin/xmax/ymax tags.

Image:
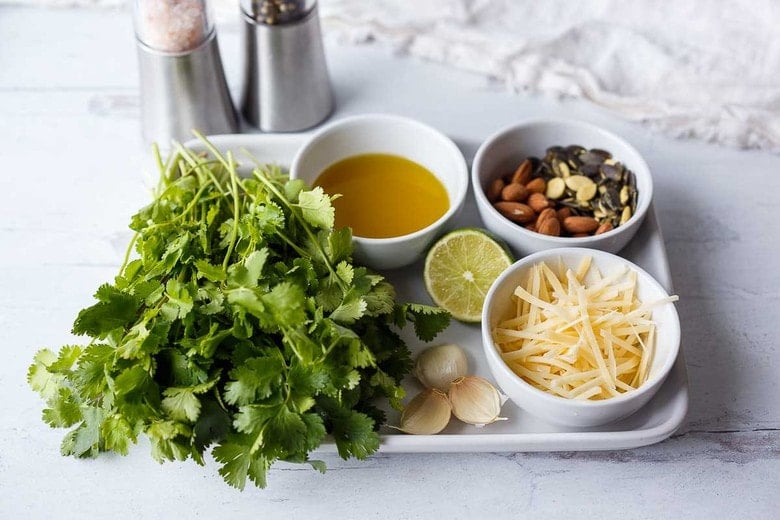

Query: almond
<box><xmin>494</xmin><ymin>202</ymin><xmax>535</xmax><ymax>224</ymax></box>
<box><xmin>487</xmin><ymin>178</ymin><xmax>505</xmax><ymax>202</ymax></box>
<box><xmin>572</xmin><ymin>232</ymin><xmax>590</xmax><ymax>238</ymax></box>
<box><xmin>500</xmin><ymin>183</ymin><xmax>529</xmax><ymax>202</ymax></box>
<box><xmin>525</xmin><ymin>177</ymin><xmax>546</xmax><ymax>194</ymax></box>
<box><xmin>563</xmin><ymin>216</ymin><xmax>599</xmax><ymax>234</ymax></box>
<box><xmin>557</xmin><ymin>207</ymin><xmax>573</xmax><ymax>221</ymax></box>
<box><xmin>525</xmin><ymin>223</ymin><xmax>537</xmax><ymax>232</ymax></box>
<box><xmin>511</xmin><ymin>159</ymin><xmax>533</xmax><ymax>185</ymax></box>
<box><xmin>595</xmin><ymin>222</ymin><xmax>614</xmax><ymax>235</ymax></box>
<box><xmin>537</xmin><ymin>208</ymin><xmax>557</xmax><ymax>226</ymax></box>
<box><xmin>537</xmin><ymin>216</ymin><xmax>561</xmax><ymax>236</ymax></box>
<box><xmin>527</xmin><ymin>192</ymin><xmax>553</xmax><ymax>212</ymax></box>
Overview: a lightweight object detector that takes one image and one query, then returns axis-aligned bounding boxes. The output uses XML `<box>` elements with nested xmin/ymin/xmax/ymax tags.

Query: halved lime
<box><xmin>423</xmin><ymin>228</ymin><xmax>513</xmax><ymax>323</ymax></box>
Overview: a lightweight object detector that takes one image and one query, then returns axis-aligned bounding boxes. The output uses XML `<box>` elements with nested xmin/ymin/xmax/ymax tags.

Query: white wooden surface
<box><xmin>1</xmin><ymin>6</ymin><xmax>778</xmax><ymax>519</ymax></box>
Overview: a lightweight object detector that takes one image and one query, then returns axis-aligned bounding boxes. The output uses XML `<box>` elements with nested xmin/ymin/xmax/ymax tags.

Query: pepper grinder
<box><xmin>134</xmin><ymin>0</ymin><xmax>238</xmax><ymax>144</ymax></box>
<box><xmin>240</xmin><ymin>0</ymin><xmax>334</xmax><ymax>132</ymax></box>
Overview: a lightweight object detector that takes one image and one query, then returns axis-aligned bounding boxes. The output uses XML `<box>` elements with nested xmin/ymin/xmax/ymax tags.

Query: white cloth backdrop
<box><xmin>8</xmin><ymin>0</ymin><xmax>780</xmax><ymax>151</ymax></box>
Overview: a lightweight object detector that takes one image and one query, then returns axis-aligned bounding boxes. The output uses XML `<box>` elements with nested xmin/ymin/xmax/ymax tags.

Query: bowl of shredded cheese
<box><xmin>481</xmin><ymin>247</ymin><xmax>680</xmax><ymax>427</ymax></box>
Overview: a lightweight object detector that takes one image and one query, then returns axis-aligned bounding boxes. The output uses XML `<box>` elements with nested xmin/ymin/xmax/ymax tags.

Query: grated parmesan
<box><xmin>493</xmin><ymin>258</ymin><xmax>678</xmax><ymax>400</ymax></box>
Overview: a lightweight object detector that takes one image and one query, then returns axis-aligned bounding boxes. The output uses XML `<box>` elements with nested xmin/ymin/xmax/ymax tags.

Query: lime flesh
<box><xmin>423</xmin><ymin>229</ymin><xmax>513</xmax><ymax>322</ymax></box>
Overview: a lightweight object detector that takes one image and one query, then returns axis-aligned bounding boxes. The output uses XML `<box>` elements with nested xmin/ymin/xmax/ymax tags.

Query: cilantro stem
<box><xmin>175</xmin><ymin>143</ymin><xmax>228</xmax><ymax>197</ymax></box>
<box><xmin>140</xmin><ymin>176</ymin><xmax>214</xmax><ymax>233</ymax></box>
<box><xmin>152</xmin><ymin>144</ymin><xmax>166</xmax><ymax>192</ymax></box>
<box><xmin>213</xmin><ymin>386</ymin><xmax>229</xmax><ymax>413</ymax></box>
<box><xmin>119</xmin><ymin>232</ymin><xmax>139</xmax><ymax>275</ymax></box>
<box><xmin>153</xmin><ymin>144</ymin><xmax>179</xmax><ymax>194</ymax></box>
<box><xmin>251</xmin><ymin>169</ymin><xmax>348</xmax><ymax>293</ymax></box>
<box><xmin>283</xmin><ymin>333</ymin><xmax>304</xmax><ymax>362</ymax></box>
<box><xmin>221</xmin><ymin>152</ymin><xmax>241</xmax><ymax>271</ymax></box>
<box><xmin>192</xmin><ymin>131</ymin><xmax>233</xmax><ymax>177</ymax></box>
<box><xmin>275</xmin><ymin>232</ymin><xmax>311</xmax><ymax>260</ymax></box>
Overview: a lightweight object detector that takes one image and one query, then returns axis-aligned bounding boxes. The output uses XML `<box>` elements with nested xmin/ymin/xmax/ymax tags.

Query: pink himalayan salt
<box><xmin>138</xmin><ymin>0</ymin><xmax>211</xmax><ymax>53</ymax></box>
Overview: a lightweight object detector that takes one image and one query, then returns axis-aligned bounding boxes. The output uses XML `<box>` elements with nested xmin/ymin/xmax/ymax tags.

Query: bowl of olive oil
<box><xmin>291</xmin><ymin>114</ymin><xmax>468</xmax><ymax>270</ymax></box>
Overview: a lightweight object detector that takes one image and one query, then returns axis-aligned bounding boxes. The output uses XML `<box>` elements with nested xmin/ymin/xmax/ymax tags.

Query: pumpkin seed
<box><xmin>579</xmin><ymin>163</ymin><xmax>600</xmax><ymax>178</ymax></box>
<box><xmin>546</xmin><ymin>177</ymin><xmax>566</xmax><ymax>200</ymax></box>
<box><xmin>626</xmin><ymin>170</ymin><xmax>636</xmax><ymax>189</ymax></box>
<box><xmin>579</xmin><ymin>151</ymin><xmax>606</xmax><ymax>166</ymax></box>
<box><xmin>576</xmin><ymin>183</ymin><xmax>598</xmax><ymax>202</ymax></box>
<box><xmin>564</xmin><ymin>175</ymin><xmax>592</xmax><ymax>191</ymax></box>
<box><xmin>605</xmin><ymin>187</ymin><xmax>622</xmax><ymax>211</ymax></box>
<box><xmin>620</xmin><ymin>185</ymin><xmax>630</xmax><ymax>205</ymax></box>
<box><xmin>601</xmin><ymin>163</ymin><xmax>623</xmax><ymax>182</ymax></box>
<box><xmin>620</xmin><ymin>206</ymin><xmax>632</xmax><ymax>225</ymax></box>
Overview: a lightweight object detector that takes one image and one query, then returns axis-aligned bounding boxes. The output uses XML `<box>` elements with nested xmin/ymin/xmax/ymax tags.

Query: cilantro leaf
<box><xmin>28</xmin><ymin>349</ymin><xmax>63</xmax><ymax>400</ymax></box>
<box><xmin>195</xmin><ymin>259</ymin><xmax>226</xmax><ymax>282</ymax></box>
<box><xmin>244</xmin><ymin>249</ymin><xmax>269</xmax><ymax>283</ymax></box>
<box><xmin>42</xmin><ymin>388</ymin><xmax>82</xmax><ymax>428</ymax></box>
<box><xmin>161</xmin><ymin>279</ymin><xmax>194</xmax><ymax>321</ymax></box>
<box><xmin>319</xmin><ymin>399</ymin><xmax>379</xmax><ymax>460</ymax></box>
<box><xmin>233</xmin><ymin>403</ymin><xmax>281</xmax><ymax>435</ymax></box>
<box><xmin>226</xmin><ymin>286</ymin><xmax>266</xmax><ymax>319</ymax></box>
<box><xmin>326</xmin><ymin>227</ymin><xmax>353</xmax><ymax>264</ymax></box>
<box><xmin>101</xmin><ymin>414</ymin><xmax>135</xmax><ymax>456</ymax></box>
<box><xmin>251</xmin><ymin>201</ymin><xmax>285</xmax><ymax>235</ymax></box>
<box><xmin>397</xmin><ymin>303</ymin><xmax>452</xmax><ymax>342</ymax></box>
<box><xmin>297</xmin><ymin>186</ymin><xmax>335</xmax><ymax>229</ymax></box>
<box><xmin>213</xmin><ymin>435</ymin><xmax>270</xmax><ymax>490</ymax></box>
<box><xmin>329</xmin><ymin>295</ymin><xmax>367</xmax><ymax>324</ymax></box>
<box><xmin>146</xmin><ymin>420</ymin><xmax>192</xmax><ymax>463</ymax></box>
<box><xmin>72</xmin><ymin>285</ymin><xmax>139</xmax><ymax>337</ymax></box>
<box><xmin>161</xmin><ymin>387</ymin><xmax>202</xmax><ymax>422</ymax></box>
<box><xmin>49</xmin><ymin>345</ymin><xmax>84</xmax><ymax>372</ymax></box>
<box><xmin>62</xmin><ymin>406</ymin><xmax>105</xmax><ymax>458</ymax></box>
<box><xmin>301</xmin><ymin>413</ymin><xmax>327</xmax><ymax>452</ymax></box>
<box><xmin>363</xmin><ymin>280</ymin><xmax>396</xmax><ymax>316</ymax></box>
<box><xmin>265</xmin><ymin>405</ymin><xmax>308</xmax><ymax>454</ymax></box>
<box><xmin>224</xmin><ymin>356</ymin><xmax>284</xmax><ymax>406</ymax></box>
<box><xmin>72</xmin><ymin>343</ymin><xmax>114</xmax><ymax>399</ymax></box>
<box><xmin>114</xmin><ymin>365</ymin><xmax>150</xmax><ymax>395</ymax></box>
<box><xmin>193</xmin><ymin>399</ymin><xmax>232</xmax><ymax>454</ymax></box>
<box><xmin>262</xmin><ymin>281</ymin><xmax>306</xmax><ymax>328</ymax></box>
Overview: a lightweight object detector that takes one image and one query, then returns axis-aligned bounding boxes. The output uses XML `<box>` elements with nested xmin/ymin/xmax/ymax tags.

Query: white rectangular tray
<box><xmin>193</xmin><ymin>134</ymin><xmax>689</xmax><ymax>453</ymax></box>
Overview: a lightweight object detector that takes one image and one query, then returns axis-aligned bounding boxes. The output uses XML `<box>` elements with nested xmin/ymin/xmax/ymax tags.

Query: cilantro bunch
<box><xmin>28</xmin><ymin>137</ymin><xmax>449</xmax><ymax>489</ymax></box>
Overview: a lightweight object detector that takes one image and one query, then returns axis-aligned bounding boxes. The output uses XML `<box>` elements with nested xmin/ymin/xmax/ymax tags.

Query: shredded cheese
<box><xmin>493</xmin><ymin>258</ymin><xmax>678</xmax><ymax>400</ymax></box>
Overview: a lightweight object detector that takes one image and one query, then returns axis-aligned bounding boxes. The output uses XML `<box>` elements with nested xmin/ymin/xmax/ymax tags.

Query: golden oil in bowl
<box><xmin>314</xmin><ymin>153</ymin><xmax>449</xmax><ymax>239</ymax></box>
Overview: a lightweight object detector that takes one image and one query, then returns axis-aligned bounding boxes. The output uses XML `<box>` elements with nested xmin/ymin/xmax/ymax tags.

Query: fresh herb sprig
<box><xmin>28</xmin><ymin>136</ymin><xmax>450</xmax><ymax>489</ymax></box>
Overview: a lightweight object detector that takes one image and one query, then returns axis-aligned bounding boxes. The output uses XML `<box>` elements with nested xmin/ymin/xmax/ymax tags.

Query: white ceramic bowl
<box><xmin>472</xmin><ymin>119</ymin><xmax>653</xmax><ymax>257</ymax></box>
<box><xmin>481</xmin><ymin>247</ymin><xmax>680</xmax><ymax>427</ymax></box>
<box><xmin>290</xmin><ymin>114</ymin><xmax>468</xmax><ymax>270</ymax></box>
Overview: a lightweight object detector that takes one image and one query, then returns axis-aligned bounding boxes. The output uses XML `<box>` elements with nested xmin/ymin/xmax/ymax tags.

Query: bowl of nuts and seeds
<box><xmin>471</xmin><ymin>118</ymin><xmax>653</xmax><ymax>256</ymax></box>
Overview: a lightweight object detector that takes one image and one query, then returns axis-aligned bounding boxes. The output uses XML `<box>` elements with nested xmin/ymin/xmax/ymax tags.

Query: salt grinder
<box><xmin>240</xmin><ymin>0</ymin><xmax>334</xmax><ymax>132</ymax></box>
<box><xmin>134</xmin><ymin>0</ymin><xmax>238</xmax><ymax>144</ymax></box>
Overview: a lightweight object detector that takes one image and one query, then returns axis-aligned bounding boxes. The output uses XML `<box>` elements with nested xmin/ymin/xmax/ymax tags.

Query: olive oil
<box><xmin>314</xmin><ymin>153</ymin><xmax>449</xmax><ymax>239</ymax></box>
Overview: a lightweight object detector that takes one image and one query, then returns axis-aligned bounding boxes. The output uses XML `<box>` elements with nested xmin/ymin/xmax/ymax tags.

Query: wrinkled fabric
<box><xmin>318</xmin><ymin>0</ymin><xmax>780</xmax><ymax>152</ymax></box>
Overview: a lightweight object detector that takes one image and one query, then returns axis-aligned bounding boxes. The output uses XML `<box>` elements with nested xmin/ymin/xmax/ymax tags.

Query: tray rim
<box><xmin>187</xmin><ymin>132</ymin><xmax>690</xmax><ymax>453</ymax></box>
